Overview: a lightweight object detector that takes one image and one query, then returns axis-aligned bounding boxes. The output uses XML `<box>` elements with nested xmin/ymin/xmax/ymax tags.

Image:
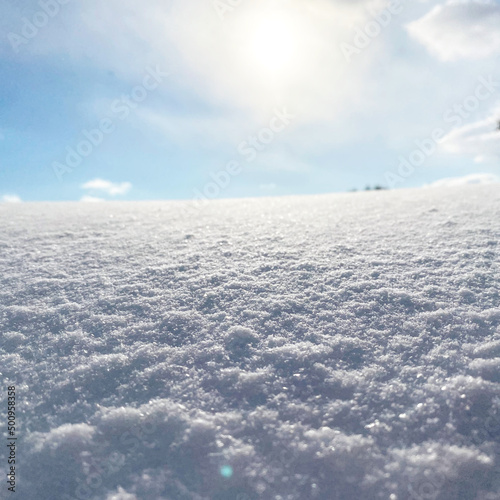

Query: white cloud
<box><xmin>80</xmin><ymin>196</ymin><xmax>106</xmax><ymax>203</ymax></box>
<box><xmin>407</xmin><ymin>0</ymin><xmax>500</xmax><ymax>61</ymax></box>
<box><xmin>427</xmin><ymin>173</ymin><xmax>500</xmax><ymax>187</ymax></box>
<box><xmin>440</xmin><ymin>109</ymin><xmax>500</xmax><ymax>163</ymax></box>
<box><xmin>1</xmin><ymin>194</ymin><xmax>22</xmax><ymax>203</ymax></box>
<box><xmin>4</xmin><ymin>0</ymin><xmax>466</xmax><ymax>162</ymax></box>
<box><xmin>81</xmin><ymin>179</ymin><xmax>132</xmax><ymax>196</ymax></box>
<box><xmin>6</xmin><ymin>0</ymin><xmax>377</xmax><ymax>123</ymax></box>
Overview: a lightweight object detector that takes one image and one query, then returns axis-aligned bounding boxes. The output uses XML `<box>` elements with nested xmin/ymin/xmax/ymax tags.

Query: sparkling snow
<box><xmin>1</xmin><ymin>185</ymin><xmax>499</xmax><ymax>499</ymax></box>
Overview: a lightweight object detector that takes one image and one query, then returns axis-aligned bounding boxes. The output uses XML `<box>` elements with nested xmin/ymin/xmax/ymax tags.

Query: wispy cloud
<box><xmin>407</xmin><ymin>0</ymin><xmax>500</xmax><ymax>61</ymax></box>
<box><xmin>427</xmin><ymin>173</ymin><xmax>500</xmax><ymax>188</ymax></box>
<box><xmin>440</xmin><ymin>108</ymin><xmax>500</xmax><ymax>163</ymax></box>
<box><xmin>1</xmin><ymin>194</ymin><xmax>22</xmax><ymax>203</ymax></box>
<box><xmin>81</xmin><ymin>178</ymin><xmax>132</xmax><ymax>196</ymax></box>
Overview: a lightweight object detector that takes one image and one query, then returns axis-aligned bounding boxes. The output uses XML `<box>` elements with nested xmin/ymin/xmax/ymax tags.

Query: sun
<box><xmin>248</xmin><ymin>17</ymin><xmax>297</xmax><ymax>71</ymax></box>
<box><xmin>243</xmin><ymin>12</ymin><xmax>303</xmax><ymax>79</ymax></box>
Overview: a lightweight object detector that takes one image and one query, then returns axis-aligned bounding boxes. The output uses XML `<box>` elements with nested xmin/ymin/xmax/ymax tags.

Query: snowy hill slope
<box><xmin>1</xmin><ymin>185</ymin><xmax>499</xmax><ymax>500</ymax></box>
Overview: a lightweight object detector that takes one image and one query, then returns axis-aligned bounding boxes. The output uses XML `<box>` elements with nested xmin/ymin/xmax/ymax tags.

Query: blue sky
<box><xmin>0</xmin><ymin>0</ymin><xmax>499</xmax><ymax>202</ymax></box>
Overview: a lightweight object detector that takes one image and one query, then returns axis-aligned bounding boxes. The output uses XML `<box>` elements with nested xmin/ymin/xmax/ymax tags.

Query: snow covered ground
<box><xmin>1</xmin><ymin>185</ymin><xmax>499</xmax><ymax>500</ymax></box>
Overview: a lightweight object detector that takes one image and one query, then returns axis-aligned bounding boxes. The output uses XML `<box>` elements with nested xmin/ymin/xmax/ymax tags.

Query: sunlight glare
<box><xmin>244</xmin><ymin>13</ymin><xmax>302</xmax><ymax>78</ymax></box>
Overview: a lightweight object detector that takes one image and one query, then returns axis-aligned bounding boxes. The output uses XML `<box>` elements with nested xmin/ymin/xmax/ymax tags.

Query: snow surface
<box><xmin>1</xmin><ymin>185</ymin><xmax>499</xmax><ymax>500</ymax></box>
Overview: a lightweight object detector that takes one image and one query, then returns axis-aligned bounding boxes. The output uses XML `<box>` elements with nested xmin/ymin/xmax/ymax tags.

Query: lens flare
<box><xmin>220</xmin><ymin>465</ymin><xmax>233</xmax><ymax>478</ymax></box>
